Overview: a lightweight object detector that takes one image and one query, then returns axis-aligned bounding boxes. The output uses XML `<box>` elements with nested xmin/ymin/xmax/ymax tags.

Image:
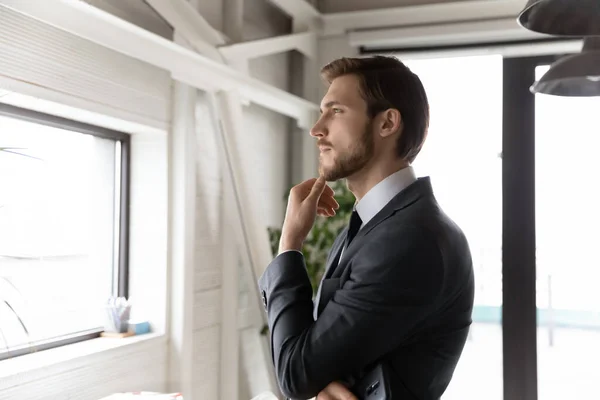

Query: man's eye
<box><xmin>332</xmin><ymin>108</ymin><xmax>342</xmax><ymax>114</ymax></box>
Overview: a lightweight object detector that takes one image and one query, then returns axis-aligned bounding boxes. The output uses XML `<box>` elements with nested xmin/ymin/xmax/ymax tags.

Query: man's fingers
<box><xmin>317</xmin><ymin>202</ymin><xmax>336</xmax><ymax>216</ymax></box>
<box><xmin>317</xmin><ymin>205</ymin><xmax>334</xmax><ymax>215</ymax></box>
<box><xmin>318</xmin><ymin>207</ymin><xmax>334</xmax><ymax>217</ymax></box>
<box><xmin>320</xmin><ymin>382</ymin><xmax>358</xmax><ymax>400</ymax></box>
<box><xmin>319</xmin><ymin>193</ymin><xmax>339</xmax><ymax>210</ymax></box>
<box><xmin>307</xmin><ymin>176</ymin><xmax>327</xmax><ymax>202</ymax></box>
<box><xmin>292</xmin><ymin>178</ymin><xmax>335</xmax><ymax>203</ymax></box>
<box><xmin>316</xmin><ymin>392</ymin><xmax>332</xmax><ymax>400</ymax></box>
<box><xmin>290</xmin><ymin>177</ymin><xmax>317</xmax><ymax>199</ymax></box>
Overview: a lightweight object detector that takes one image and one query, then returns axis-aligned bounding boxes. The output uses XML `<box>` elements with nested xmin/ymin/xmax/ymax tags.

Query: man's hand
<box><xmin>279</xmin><ymin>176</ymin><xmax>339</xmax><ymax>253</ymax></box>
<box><xmin>316</xmin><ymin>382</ymin><xmax>358</xmax><ymax>400</ymax></box>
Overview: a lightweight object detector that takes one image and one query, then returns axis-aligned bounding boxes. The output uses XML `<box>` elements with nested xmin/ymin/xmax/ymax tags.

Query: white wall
<box><xmin>191</xmin><ymin>89</ymin><xmax>224</xmax><ymax>400</ymax></box>
<box><xmin>182</xmin><ymin>0</ymin><xmax>294</xmax><ymax>399</ymax></box>
<box><xmin>0</xmin><ymin>0</ymin><xmax>296</xmax><ymax>399</ymax></box>
<box><xmin>0</xmin><ymin>2</ymin><xmax>171</xmax><ymax>398</ymax></box>
<box><xmin>316</xmin><ymin>34</ymin><xmax>359</xmax><ymax>99</ymax></box>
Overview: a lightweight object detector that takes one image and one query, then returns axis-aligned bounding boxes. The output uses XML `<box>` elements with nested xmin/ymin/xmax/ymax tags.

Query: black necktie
<box><xmin>325</xmin><ymin>210</ymin><xmax>363</xmax><ymax>280</ymax></box>
<box><xmin>345</xmin><ymin>210</ymin><xmax>362</xmax><ymax>247</ymax></box>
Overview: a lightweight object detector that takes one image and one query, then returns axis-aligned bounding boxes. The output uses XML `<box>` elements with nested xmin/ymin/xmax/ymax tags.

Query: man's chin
<box><xmin>319</xmin><ymin>167</ymin><xmax>344</xmax><ymax>182</ymax></box>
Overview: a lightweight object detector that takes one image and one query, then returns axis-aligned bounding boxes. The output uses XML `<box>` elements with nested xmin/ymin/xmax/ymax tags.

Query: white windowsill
<box><xmin>0</xmin><ymin>332</ymin><xmax>167</xmax><ymax>391</ymax></box>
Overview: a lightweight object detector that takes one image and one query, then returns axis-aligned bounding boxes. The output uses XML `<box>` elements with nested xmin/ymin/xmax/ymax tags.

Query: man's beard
<box><xmin>319</xmin><ymin>120</ymin><xmax>374</xmax><ymax>182</ymax></box>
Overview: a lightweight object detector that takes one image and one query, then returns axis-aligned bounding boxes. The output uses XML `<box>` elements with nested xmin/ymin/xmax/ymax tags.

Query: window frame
<box><xmin>502</xmin><ymin>53</ymin><xmax>573</xmax><ymax>400</ymax></box>
<box><xmin>0</xmin><ymin>103</ymin><xmax>131</xmax><ymax>360</ymax></box>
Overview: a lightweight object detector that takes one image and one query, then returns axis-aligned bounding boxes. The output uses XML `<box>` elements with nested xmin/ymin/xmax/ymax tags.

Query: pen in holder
<box><xmin>104</xmin><ymin>296</ymin><xmax>131</xmax><ymax>334</ymax></box>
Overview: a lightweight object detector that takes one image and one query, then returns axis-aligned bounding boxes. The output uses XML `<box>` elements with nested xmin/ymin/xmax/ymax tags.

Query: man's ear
<box><xmin>378</xmin><ymin>108</ymin><xmax>402</xmax><ymax>138</ymax></box>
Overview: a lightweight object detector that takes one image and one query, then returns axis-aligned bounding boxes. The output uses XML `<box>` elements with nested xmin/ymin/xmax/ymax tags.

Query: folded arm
<box><xmin>258</xmin><ymin>227</ymin><xmax>444</xmax><ymax>399</ymax></box>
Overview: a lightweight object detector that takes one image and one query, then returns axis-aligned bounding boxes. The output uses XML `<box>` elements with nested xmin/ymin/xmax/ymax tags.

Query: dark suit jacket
<box><xmin>258</xmin><ymin>177</ymin><xmax>474</xmax><ymax>400</ymax></box>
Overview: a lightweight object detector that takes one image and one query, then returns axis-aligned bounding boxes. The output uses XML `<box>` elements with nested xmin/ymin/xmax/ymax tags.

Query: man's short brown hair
<box><xmin>320</xmin><ymin>55</ymin><xmax>430</xmax><ymax>163</ymax></box>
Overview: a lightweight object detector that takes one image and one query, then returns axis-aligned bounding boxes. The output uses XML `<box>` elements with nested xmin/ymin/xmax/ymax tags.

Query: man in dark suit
<box><xmin>258</xmin><ymin>55</ymin><xmax>474</xmax><ymax>400</ymax></box>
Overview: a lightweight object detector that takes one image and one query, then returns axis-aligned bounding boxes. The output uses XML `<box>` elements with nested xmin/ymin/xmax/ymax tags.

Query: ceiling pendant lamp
<box><xmin>518</xmin><ymin>0</ymin><xmax>600</xmax><ymax>36</ymax></box>
<box><xmin>530</xmin><ymin>36</ymin><xmax>600</xmax><ymax>96</ymax></box>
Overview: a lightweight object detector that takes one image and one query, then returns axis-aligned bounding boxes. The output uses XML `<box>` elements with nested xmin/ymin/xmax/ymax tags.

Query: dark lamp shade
<box><xmin>531</xmin><ymin>37</ymin><xmax>600</xmax><ymax>96</ymax></box>
<box><xmin>518</xmin><ymin>0</ymin><xmax>600</xmax><ymax>36</ymax></box>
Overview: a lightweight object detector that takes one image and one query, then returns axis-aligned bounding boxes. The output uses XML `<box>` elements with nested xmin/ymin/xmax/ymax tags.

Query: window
<box><xmin>402</xmin><ymin>55</ymin><xmax>503</xmax><ymax>400</ymax></box>
<box><xmin>0</xmin><ymin>104</ymin><xmax>129</xmax><ymax>360</ymax></box>
<box><xmin>534</xmin><ymin>64</ymin><xmax>600</xmax><ymax>399</ymax></box>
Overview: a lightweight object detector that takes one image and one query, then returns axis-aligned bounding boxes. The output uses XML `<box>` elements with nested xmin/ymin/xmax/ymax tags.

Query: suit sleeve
<box><xmin>257</xmin><ymin>227</ymin><xmax>444</xmax><ymax>400</ymax></box>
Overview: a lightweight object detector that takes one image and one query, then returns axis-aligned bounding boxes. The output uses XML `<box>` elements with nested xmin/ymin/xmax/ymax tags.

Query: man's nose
<box><xmin>310</xmin><ymin>118</ymin><xmax>326</xmax><ymax>138</ymax></box>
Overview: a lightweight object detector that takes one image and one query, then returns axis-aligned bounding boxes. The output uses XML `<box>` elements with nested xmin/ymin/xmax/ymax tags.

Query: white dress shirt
<box><xmin>354</xmin><ymin>165</ymin><xmax>417</xmax><ymax>229</ymax></box>
<box><xmin>280</xmin><ymin>166</ymin><xmax>418</xmax><ymax>260</ymax></box>
<box><xmin>337</xmin><ymin>166</ymin><xmax>417</xmax><ymax>262</ymax></box>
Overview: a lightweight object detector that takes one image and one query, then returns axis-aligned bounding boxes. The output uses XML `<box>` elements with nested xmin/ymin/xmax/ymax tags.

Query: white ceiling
<box><xmin>317</xmin><ymin>0</ymin><xmax>473</xmax><ymax>13</ymax></box>
<box><xmin>74</xmin><ymin>0</ymin><xmax>578</xmax><ymax>61</ymax></box>
<box><xmin>83</xmin><ymin>0</ymin><xmax>172</xmax><ymax>37</ymax></box>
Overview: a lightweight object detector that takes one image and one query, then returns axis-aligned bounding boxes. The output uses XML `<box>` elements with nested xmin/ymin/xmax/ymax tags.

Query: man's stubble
<box><xmin>319</xmin><ymin>119</ymin><xmax>374</xmax><ymax>182</ymax></box>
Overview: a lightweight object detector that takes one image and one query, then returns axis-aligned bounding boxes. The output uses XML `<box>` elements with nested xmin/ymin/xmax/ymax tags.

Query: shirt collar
<box><xmin>355</xmin><ymin>166</ymin><xmax>417</xmax><ymax>227</ymax></box>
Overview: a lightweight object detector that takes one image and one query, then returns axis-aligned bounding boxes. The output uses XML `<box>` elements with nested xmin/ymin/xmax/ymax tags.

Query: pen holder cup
<box><xmin>104</xmin><ymin>305</ymin><xmax>130</xmax><ymax>333</ymax></box>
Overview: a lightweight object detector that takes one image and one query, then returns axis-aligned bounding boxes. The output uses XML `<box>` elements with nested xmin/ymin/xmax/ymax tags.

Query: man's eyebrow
<box><xmin>319</xmin><ymin>101</ymin><xmax>342</xmax><ymax>113</ymax></box>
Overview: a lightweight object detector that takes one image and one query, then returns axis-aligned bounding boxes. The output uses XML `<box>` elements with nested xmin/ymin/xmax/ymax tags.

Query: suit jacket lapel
<box><xmin>313</xmin><ymin>228</ymin><xmax>347</xmax><ymax>318</ymax></box>
<box><xmin>313</xmin><ymin>177</ymin><xmax>433</xmax><ymax>317</ymax></box>
<box><xmin>332</xmin><ymin>177</ymin><xmax>432</xmax><ymax>278</ymax></box>
<box><xmin>324</xmin><ymin>228</ymin><xmax>347</xmax><ymax>279</ymax></box>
